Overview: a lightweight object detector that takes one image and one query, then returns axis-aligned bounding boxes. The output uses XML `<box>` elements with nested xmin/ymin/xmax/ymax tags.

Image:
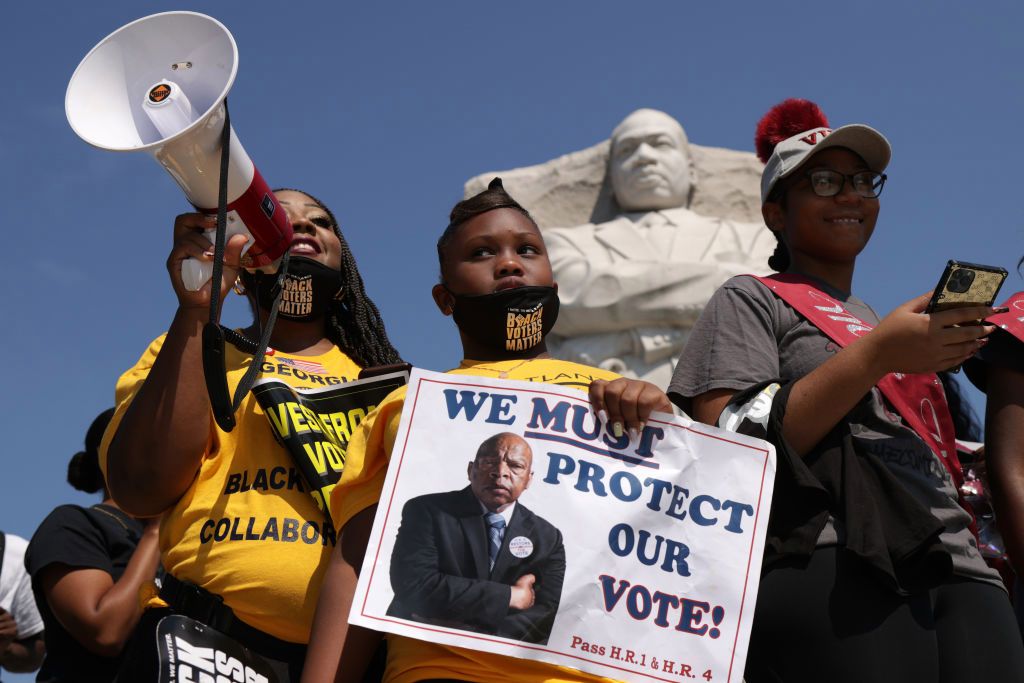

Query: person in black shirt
<box><xmin>965</xmin><ymin>280</ymin><xmax>1024</xmax><ymax>632</ymax></box>
<box><xmin>25</xmin><ymin>409</ymin><xmax>161</xmax><ymax>682</ymax></box>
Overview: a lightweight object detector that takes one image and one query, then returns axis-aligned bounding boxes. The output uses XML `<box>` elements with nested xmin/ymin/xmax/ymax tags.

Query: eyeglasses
<box><xmin>803</xmin><ymin>169</ymin><xmax>887</xmax><ymax>198</ymax></box>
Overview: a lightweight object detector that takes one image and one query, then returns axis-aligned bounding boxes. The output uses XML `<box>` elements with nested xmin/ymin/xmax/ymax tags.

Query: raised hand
<box><xmin>166</xmin><ymin>212</ymin><xmax>250</xmax><ymax>309</ymax></box>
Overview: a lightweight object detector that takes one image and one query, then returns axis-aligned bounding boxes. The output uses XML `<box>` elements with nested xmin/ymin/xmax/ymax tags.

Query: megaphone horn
<box><xmin>66</xmin><ymin>11</ymin><xmax>292</xmax><ymax>291</ymax></box>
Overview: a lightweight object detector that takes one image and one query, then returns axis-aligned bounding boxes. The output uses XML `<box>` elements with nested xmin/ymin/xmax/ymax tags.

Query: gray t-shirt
<box><xmin>669</xmin><ymin>275</ymin><xmax>1001</xmax><ymax>587</ymax></box>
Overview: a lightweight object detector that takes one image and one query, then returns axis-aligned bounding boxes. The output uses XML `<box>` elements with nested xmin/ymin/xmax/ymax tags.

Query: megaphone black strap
<box><xmin>201</xmin><ymin>99</ymin><xmax>290</xmax><ymax>432</ymax></box>
<box><xmin>203</xmin><ymin>259</ymin><xmax>289</xmax><ymax>432</ymax></box>
<box><xmin>208</xmin><ymin>99</ymin><xmax>231</xmax><ymax>326</ymax></box>
<box><xmin>201</xmin><ymin>98</ymin><xmax>236</xmax><ymax>431</ymax></box>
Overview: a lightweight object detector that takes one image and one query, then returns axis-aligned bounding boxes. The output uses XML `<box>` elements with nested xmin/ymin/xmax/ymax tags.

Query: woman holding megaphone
<box><xmin>100</xmin><ymin>189</ymin><xmax>402</xmax><ymax>681</ymax></box>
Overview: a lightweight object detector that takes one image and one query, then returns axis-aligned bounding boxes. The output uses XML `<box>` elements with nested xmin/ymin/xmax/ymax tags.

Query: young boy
<box><xmin>303</xmin><ymin>179</ymin><xmax>671</xmax><ymax>683</ymax></box>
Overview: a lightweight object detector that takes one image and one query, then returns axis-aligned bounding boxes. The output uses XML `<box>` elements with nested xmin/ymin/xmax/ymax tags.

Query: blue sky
<box><xmin>2</xmin><ymin>2</ymin><xmax>1021</xmax><ymax>676</ymax></box>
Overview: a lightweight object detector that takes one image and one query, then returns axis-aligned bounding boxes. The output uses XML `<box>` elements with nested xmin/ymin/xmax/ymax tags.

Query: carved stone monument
<box><xmin>466</xmin><ymin>108</ymin><xmax>775</xmax><ymax>389</ymax></box>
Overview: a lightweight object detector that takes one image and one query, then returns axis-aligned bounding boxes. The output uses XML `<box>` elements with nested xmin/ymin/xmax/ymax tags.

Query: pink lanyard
<box><xmin>988</xmin><ymin>291</ymin><xmax>1024</xmax><ymax>343</ymax></box>
<box><xmin>750</xmin><ymin>274</ymin><xmax>964</xmax><ymax>490</ymax></box>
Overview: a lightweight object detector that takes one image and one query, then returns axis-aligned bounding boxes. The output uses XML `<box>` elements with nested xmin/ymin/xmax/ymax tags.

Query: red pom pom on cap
<box><xmin>755</xmin><ymin>99</ymin><xmax>829</xmax><ymax>163</ymax></box>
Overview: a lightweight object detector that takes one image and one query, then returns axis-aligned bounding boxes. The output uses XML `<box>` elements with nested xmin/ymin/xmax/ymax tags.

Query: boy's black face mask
<box><xmin>447</xmin><ymin>285</ymin><xmax>559</xmax><ymax>353</ymax></box>
<box><xmin>249</xmin><ymin>256</ymin><xmax>344</xmax><ymax>322</ymax></box>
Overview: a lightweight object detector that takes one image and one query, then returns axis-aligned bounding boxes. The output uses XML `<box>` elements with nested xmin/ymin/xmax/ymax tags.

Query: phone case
<box><xmin>926</xmin><ymin>260</ymin><xmax>1008</xmax><ymax>313</ymax></box>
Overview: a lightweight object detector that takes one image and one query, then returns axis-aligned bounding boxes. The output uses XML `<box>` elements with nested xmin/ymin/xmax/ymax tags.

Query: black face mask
<box><xmin>250</xmin><ymin>256</ymin><xmax>344</xmax><ymax>323</ymax></box>
<box><xmin>449</xmin><ymin>285</ymin><xmax>559</xmax><ymax>353</ymax></box>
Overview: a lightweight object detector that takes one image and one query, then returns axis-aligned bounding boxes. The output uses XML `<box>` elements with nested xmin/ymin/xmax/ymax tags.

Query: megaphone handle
<box><xmin>181</xmin><ymin>225</ymin><xmax>255</xmax><ymax>291</ymax></box>
<box><xmin>181</xmin><ymin>231</ymin><xmax>217</xmax><ymax>291</ymax></box>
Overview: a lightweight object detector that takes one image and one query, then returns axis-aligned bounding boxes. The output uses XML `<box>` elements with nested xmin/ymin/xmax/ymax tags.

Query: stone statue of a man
<box><xmin>544</xmin><ymin>109</ymin><xmax>775</xmax><ymax>387</ymax></box>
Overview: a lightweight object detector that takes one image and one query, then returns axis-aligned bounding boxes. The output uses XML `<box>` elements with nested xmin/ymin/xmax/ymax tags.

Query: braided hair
<box><xmin>436</xmin><ymin>177</ymin><xmax>535</xmax><ymax>280</ymax></box>
<box><xmin>246</xmin><ymin>188</ymin><xmax>402</xmax><ymax>368</ymax></box>
<box><xmin>765</xmin><ymin>184</ymin><xmax>791</xmax><ymax>272</ymax></box>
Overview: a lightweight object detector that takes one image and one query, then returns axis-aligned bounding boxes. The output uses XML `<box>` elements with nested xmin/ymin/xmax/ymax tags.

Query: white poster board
<box><xmin>351</xmin><ymin>369</ymin><xmax>775</xmax><ymax>683</ymax></box>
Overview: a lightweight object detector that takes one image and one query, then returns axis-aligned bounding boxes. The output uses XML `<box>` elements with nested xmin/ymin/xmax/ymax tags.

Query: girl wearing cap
<box><xmin>100</xmin><ymin>189</ymin><xmax>403</xmax><ymax>681</ymax></box>
<box><xmin>303</xmin><ymin>179</ymin><xmax>671</xmax><ymax>683</ymax></box>
<box><xmin>669</xmin><ymin>100</ymin><xmax>1023</xmax><ymax>681</ymax></box>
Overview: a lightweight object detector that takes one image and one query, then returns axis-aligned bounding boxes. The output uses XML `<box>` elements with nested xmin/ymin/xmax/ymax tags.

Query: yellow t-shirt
<box><xmin>334</xmin><ymin>358</ymin><xmax>625</xmax><ymax>683</ymax></box>
<box><xmin>100</xmin><ymin>334</ymin><xmax>361</xmax><ymax>643</ymax></box>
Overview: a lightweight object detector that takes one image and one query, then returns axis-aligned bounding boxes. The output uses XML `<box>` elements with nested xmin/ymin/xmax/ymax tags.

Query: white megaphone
<box><xmin>66</xmin><ymin>11</ymin><xmax>292</xmax><ymax>291</ymax></box>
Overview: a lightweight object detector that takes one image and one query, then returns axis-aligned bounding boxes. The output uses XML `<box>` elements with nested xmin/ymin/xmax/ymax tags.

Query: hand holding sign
<box><xmin>588</xmin><ymin>377</ymin><xmax>674</xmax><ymax>437</ymax></box>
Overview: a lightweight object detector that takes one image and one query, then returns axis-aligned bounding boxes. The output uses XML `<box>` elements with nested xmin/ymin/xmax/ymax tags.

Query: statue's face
<box><xmin>610</xmin><ymin>110</ymin><xmax>692</xmax><ymax>211</ymax></box>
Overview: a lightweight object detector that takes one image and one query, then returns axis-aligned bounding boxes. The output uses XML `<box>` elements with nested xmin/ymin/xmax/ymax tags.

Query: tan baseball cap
<box><xmin>760</xmin><ymin>124</ymin><xmax>891</xmax><ymax>203</ymax></box>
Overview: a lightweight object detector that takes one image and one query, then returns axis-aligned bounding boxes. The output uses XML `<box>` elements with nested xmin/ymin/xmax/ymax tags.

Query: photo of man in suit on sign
<box><xmin>388</xmin><ymin>432</ymin><xmax>565</xmax><ymax>645</ymax></box>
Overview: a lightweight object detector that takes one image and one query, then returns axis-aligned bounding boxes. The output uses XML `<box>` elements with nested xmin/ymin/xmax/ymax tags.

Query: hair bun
<box><xmin>755</xmin><ymin>99</ymin><xmax>829</xmax><ymax>163</ymax></box>
<box><xmin>67</xmin><ymin>450</ymin><xmax>104</xmax><ymax>493</ymax></box>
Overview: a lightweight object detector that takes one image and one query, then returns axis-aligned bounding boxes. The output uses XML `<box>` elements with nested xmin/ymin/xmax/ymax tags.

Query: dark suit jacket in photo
<box><xmin>387</xmin><ymin>486</ymin><xmax>565</xmax><ymax>645</ymax></box>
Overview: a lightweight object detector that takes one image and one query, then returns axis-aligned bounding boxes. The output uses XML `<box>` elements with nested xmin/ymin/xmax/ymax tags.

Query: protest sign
<box><xmin>350</xmin><ymin>369</ymin><xmax>776</xmax><ymax>683</ymax></box>
<box><xmin>156</xmin><ymin>615</ymin><xmax>278</xmax><ymax>683</ymax></box>
<box><xmin>252</xmin><ymin>369</ymin><xmax>408</xmax><ymax>519</ymax></box>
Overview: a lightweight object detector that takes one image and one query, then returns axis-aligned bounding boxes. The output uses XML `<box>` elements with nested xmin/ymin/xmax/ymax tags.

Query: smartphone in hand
<box><xmin>925</xmin><ymin>260</ymin><xmax>1007</xmax><ymax>314</ymax></box>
